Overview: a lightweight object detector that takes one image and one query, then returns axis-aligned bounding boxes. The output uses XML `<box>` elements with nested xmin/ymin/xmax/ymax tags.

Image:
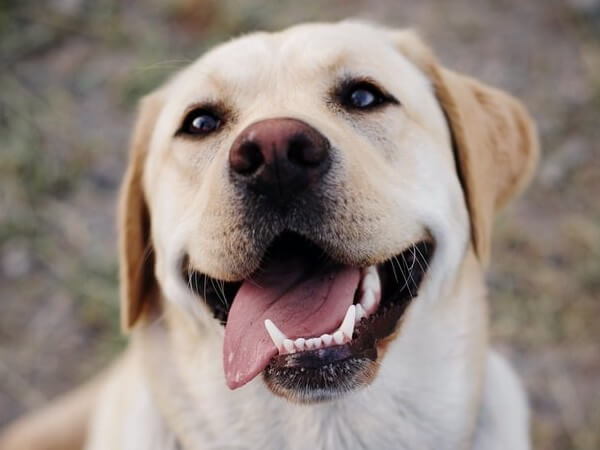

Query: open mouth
<box><xmin>183</xmin><ymin>232</ymin><xmax>434</xmax><ymax>401</ymax></box>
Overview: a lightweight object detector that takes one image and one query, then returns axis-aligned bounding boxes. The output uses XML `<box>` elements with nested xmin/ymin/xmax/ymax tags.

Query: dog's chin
<box><xmin>262</xmin><ymin>310</ymin><xmax>398</xmax><ymax>404</ymax></box>
<box><xmin>182</xmin><ymin>232</ymin><xmax>434</xmax><ymax>403</ymax></box>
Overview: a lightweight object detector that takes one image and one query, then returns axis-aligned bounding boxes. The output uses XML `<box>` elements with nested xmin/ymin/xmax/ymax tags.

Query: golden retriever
<box><xmin>0</xmin><ymin>21</ymin><xmax>539</xmax><ymax>450</ymax></box>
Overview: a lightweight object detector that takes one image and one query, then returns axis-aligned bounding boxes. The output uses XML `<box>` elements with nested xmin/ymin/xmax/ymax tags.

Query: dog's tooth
<box><xmin>309</xmin><ymin>337</ymin><xmax>322</xmax><ymax>349</ymax></box>
<box><xmin>283</xmin><ymin>339</ymin><xmax>295</xmax><ymax>354</ymax></box>
<box><xmin>321</xmin><ymin>334</ymin><xmax>333</xmax><ymax>346</ymax></box>
<box><xmin>362</xmin><ymin>272</ymin><xmax>380</xmax><ymax>294</ymax></box>
<box><xmin>294</xmin><ymin>338</ymin><xmax>306</xmax><ymax>351</ymax></box>
<box><xmin>355</xmin><ymin>303</ymin><xmax>366</xmax><ymax>322</ymax></box>
<box><xmin>333</xmin><ymin>330</ymin><xmax>345</xmax><ymax>345</ymax></box>
<box><xmin>264</xmin><ymin>319</ymin><xmax>287</xmax><ymax>352</ymax></box>
<box><xmin>306</xmin><ymin>338</ymin><xmax>315</xmax><ymax>350</ymax></box>
<box><xmin>339</xmin><ymin>304</ymin><xmax>356</xmax><ymax>339</ymax></box>
<box><xmin>365</xmin><ymin>265</ymin><xmax>378</xmax><ymax>278</ymax></box>
<box><xmin>361</xmin><ymin>289</ymin><xmax>376</xmax><ymax>314</ymax></box>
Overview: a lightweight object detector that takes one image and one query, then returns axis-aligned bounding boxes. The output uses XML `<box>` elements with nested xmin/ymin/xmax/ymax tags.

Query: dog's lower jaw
<box><xmin>112</xmin><ymin>250</ymin><xmax>514</xmax><ymax>450</ymax></box>
<box><xmin>263</xmin><ymin>355</ymin><xmax>378</xmax><ymax>404</ymax></box>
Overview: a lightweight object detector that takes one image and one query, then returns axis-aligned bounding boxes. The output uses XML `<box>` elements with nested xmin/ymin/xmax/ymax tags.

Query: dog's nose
<box><xmin>229</xmin><ymin>118</ymin><xmax>331</xmax><ymax>205</ymax></box>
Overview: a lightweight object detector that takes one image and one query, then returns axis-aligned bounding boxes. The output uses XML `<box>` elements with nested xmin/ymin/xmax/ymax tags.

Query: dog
<box><xmin>0</xmin><ymin>21</ymin><xmax>539</xmax><ymax>450</ymax></box>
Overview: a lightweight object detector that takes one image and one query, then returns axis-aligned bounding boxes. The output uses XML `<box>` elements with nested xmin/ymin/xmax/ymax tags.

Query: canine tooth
<box><xmin>339</xmin><ymin>305</ymin><xmax>356</xmax><ymax>339</ymax></box>
<box><xmin>355</xmin><ymin>303</ymin><xmax>366</xmax><ymax>322</ymax></box>
<box><xmin>365</xmin><ymin>265</ymin><xmax>378</xmax><ymax>277</ymax></box>
<box><xmin>333</xmin><ymin>330</ymin><xmax>345</xmax><ymax>345</ymax></box>
<box><xmin>283</xmin><ymin>339</ymin><xmax>295</xmax><ymax>354</ymax></box>
<box><xmin>361</xmin><ymin>289</ymin><xmax>376</xmax><ymax>314</ymax></box>
<box><xmin>294</xmin><ymin>338</ymin><xmax>306</xmax><ymax>351</ymax></box>
<box><xmin>313</xmin><ymin>337</ymin><xmax>322</xmax><ymax>348</ymax></box>
<box><xmin>362</xmin><ymin>272</ymin><xmax>380</xmax><ymax>294</ymax></box>
<box><xmin>264</xmin><ymin>319</ymin><xmax>286</xmax><ymax>352</ymax></box>
<box><xmin>321</xmin><ymin>334</ymin><xmax>333</xmax><ymax>346</ymax></box>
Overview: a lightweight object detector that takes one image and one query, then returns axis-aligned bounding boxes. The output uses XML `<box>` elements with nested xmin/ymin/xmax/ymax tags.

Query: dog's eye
<box><xmin>339</xmin><ymin>80</ymin><xmax>397</xmax><ymax>111</ymax></box>
<box><xmin>179</xmin><ymin>109</ymin><xmax>222</xmax><ymax>136</ymax></box>
<box><xmin>349</xmin><ymin>87</ymin><xmax>377</xmax><ymax>108</ymax></box>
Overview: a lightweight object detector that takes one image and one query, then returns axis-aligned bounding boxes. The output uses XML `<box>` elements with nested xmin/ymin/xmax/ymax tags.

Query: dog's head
<box><xmin>118</xmin><ymin>22</ymin><xmax>538</xmax><ymax>403</ymax></box>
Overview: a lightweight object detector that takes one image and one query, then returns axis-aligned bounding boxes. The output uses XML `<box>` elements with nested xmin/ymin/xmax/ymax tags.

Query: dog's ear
<box><xmin>119</xmin><ymin>92</ymin><xmax>163</xmax><ymax>332</ymax></box>
<box><xmin>393</xmin><ymin>30</ymin><xmax>539</xmax><ymax>265</ymax></box>
<box><xmin>434</xmin><ymin>69</ymin><xmax>539</xmax><ymax>265</ymax></box>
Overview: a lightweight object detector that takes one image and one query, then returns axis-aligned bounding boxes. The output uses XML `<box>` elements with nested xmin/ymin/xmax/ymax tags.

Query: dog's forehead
<box><xmin>216</xmin><ymin>22</ymin><xmax>394</xmax><ymax>69</ymax></box>
<box><xmin>167</xmin><ymin>22</ymin><xmax>406</xmax><ymax>94</ymax></box>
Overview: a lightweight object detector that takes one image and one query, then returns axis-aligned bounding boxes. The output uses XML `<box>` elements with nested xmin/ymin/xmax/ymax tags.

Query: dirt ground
<box><xmin>1</xmin><ymin>0</ymin><xmax>599</xmax><ymax>448</ymax></box>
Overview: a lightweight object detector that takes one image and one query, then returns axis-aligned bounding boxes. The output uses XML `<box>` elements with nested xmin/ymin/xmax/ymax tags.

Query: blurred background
<box><xmin>0</xmin><ymin>0</ymin><xmax>599</xmax><ymax>448</ymax></box>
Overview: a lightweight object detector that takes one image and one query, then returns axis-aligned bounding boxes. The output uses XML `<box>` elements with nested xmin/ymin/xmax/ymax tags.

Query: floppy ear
<box><xmin>119</xmin><ymin>92</ymin><xmax>163</xmax><ymax>332</ymax></box>
<box><xmin>433</xmin><ymin>69</ymin><xmax>539</xmax><ymax>265</ymax></box>
<box><xmin>394</xmin><ymin>31</ymin><xmax>540</xmax><ymax>265</ymax></box>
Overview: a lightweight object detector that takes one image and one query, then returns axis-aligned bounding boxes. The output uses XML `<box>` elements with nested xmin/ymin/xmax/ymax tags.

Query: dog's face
<box><xmin>119</xmin><ymin>22</ymin><xmax>538</xmax><ymax>403</ymax></box>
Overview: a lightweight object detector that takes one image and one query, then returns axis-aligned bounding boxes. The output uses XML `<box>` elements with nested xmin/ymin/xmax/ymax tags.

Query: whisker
<box><xmin>389</xmin><ymin>255</ymin><xmax>400</xmax><ymax>283</ymax></box>
<box><xmin>398</xmin><ymin>253</ymin><xmax>412</xmax><ymax>293</ymax></box>
<box><xmin>407</xmin><ymin>243</ymin><xmax>419</xmax><ymax>291</ymax></box>
<box><xmin>245</xmin><ymin>273</ymin><xmax>264</xmax><ymax>290</ymax></box>
<box><xmin>203</xmin><ymin>274</ymin><xmax>208</xmax><ymax>302</ymax></box>
<box><xmin>408</xmin><ymin>245</ymin><xmax>417</xmax><ymax>271</ymax></box>
<box><xmin>414</xmin><ymin>244</ymin><xmax>431</xmax><ymax>272</ymax></box>
<box><xmin>187</xmin><ymin>269</ymin><xmax>194</xmax><ymax>292</ymax></box>
<box><xmin>218</xmin><ymin>279</ymin><xmax>229</xmax><ymax>308</ymax></box>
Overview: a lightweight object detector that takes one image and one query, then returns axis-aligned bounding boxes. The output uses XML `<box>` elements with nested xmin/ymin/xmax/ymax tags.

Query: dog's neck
<box><xmin>138</xmin><ymin>251</ymin><xmax>488</xmax><ymax>450</ymax></box>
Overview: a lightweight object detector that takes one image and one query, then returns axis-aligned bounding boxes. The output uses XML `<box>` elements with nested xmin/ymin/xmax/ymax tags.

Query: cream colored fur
<box><xmin>0</xmin><ymin>21</ymin><xmax>538</xmax><ymax>450</ymax></box>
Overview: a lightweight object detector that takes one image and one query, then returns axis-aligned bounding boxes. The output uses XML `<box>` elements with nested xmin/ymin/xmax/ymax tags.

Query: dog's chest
<box><xmin>165</xmin><ymin>388</ymin><xmax>460</xmax><ymax>450</ymax></box>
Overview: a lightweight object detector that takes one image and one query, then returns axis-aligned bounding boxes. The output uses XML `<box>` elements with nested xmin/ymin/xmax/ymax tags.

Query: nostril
<box><xmin>231</xmin><ymin>141</ymin><xmax>264</xmax><ymax>175</ymax></box>
<box><xmin>287</xmin><ymin>134</ymin><xmax>326</xmax><ymax>168</ymax></box>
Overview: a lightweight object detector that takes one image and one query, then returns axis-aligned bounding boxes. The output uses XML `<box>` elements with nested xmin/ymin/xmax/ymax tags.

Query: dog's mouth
<box><xmin>183</xmin><ymin>232</ymin><xmax>434</xmax><ymax>402</ymax></box>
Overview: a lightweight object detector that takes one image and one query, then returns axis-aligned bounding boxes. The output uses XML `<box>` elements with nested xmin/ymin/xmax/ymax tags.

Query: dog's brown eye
<box><xmin>339</xmin><ymin>80</ymin><xmax>397</xmax><ymax>111</ymax></box>
<box><xmin>179</xmin><ymin>109</ymin><xmax>222</xmax><ymax>136</ymax></box>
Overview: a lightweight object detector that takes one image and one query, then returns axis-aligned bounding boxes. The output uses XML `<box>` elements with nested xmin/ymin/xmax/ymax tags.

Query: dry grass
<box><xmin>1</xmin><ymin>0</ymin><xmax>598</xmax><ymax>448</ymax></box>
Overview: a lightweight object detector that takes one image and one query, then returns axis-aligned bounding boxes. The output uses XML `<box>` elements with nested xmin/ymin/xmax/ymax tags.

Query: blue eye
<box><xmin>340</xmin><ymin>80</ymin><xmax>396</xmax><ymax>111</ymax></box>
<box><xmin>180</xmin><ymin>109</ymin><xmax>222</xmax><ymax>135</ymax></box>
<box><xmin>350</xmin><ymin>88</ymin><xmax>376</xmax><ymax>108</ymax></box>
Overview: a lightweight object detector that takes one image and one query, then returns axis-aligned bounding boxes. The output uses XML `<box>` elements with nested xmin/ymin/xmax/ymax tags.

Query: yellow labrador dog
<box><xmin>0</xmin><ymin>21</ymin><xmax>539</xmax><ymax>450</ymax></box>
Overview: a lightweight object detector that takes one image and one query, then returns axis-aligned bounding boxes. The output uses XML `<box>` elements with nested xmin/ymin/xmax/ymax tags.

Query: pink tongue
<box><xmin>223</xmin><ymin>258</ymin><xmax>360</xmax><ymax>389</ymax></box>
